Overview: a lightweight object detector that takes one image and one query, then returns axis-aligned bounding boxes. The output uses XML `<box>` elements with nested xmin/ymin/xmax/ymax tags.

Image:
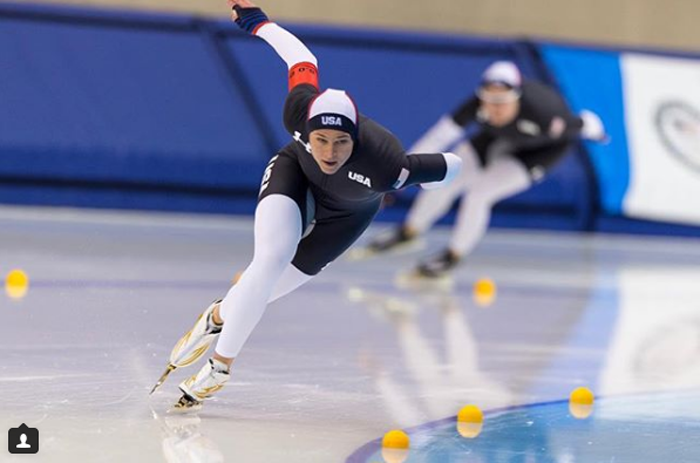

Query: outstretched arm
<box><xmin>407</xmin><ymin>96</ymin><xmax>477</xmax><ymax>153</ymax></box>
<box><xmin>394</xmin><ymin>152</ymin><xmax>462</xmax><ymax>191</ymax></box>
<box><xmin>372</xmin><ymin>120</ymin><xmax>463</xmax><ymax>193</ymax></box>
<box><xmin>228</xmin><ymin>0</ymin><xmax>319</xmax><ymax>91</ymax></box>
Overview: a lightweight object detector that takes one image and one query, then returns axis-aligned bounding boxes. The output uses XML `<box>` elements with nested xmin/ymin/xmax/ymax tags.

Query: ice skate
<box><xmin>414</xmin><ymin>249</ymin><xmax>461</xmax><ymax>278</ymax></box>
<box><xmin>394</xmin><ymin>249</ymin><xmax>460</xmax><ymax>290</ymax></box>
<box><xmin>171</xmin><ymin>358</ymin><xmax>231</xmax><ymax>412</ymax></box>
<box><xmin>150</xmin><ymin>299</ymin><xmax>223</xmax><ymax>395</ymax></box>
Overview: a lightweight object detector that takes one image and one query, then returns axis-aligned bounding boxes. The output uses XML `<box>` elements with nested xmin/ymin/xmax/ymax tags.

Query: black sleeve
<box><xmin>450</xmin><ymin>96</ymin><xmax>480</xmax><ymax>127</ymax></box>
<box><xmin>562</xmin><ymin>114</ymin><xmax>585</xmax><ymax>138</ymax></box>
<box><xmin>399</xmin><ymin>154</ymin><xmax>448</xmax><ymax>188</ymax></box>
<box><xmin>283</xmin><ymin>84</ymin><xmax>319</xmax><ymax>135</ymax></box>
<box><xmin>359</xmin><ymin>118</ymin><xmax>449</xmax><ymax>192</ymax></box>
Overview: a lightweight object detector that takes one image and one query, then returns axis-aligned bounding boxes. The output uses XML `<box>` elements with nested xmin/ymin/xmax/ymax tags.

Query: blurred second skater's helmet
<box><xmin>477</xmin><ymin>61</ymin><xmax>522</xmax><ymax>103</ymax></box>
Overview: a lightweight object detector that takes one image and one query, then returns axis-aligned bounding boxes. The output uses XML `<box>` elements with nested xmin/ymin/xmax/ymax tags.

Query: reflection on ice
<box><xmin>156</xmin><ymin>412</ymin><xmax>224</xmax><ymax>463</ymax></box>
<box><xmin>347</xmin><ymin>286</ymin><xmax>514</xmax><ymax>427</ymax></box>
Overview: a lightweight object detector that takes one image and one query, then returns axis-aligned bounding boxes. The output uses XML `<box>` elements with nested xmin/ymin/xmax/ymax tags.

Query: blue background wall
<box><xmin>0</xmin><ymin>2</ymin><xmax>695</xmax><ymax>235</ymax></box>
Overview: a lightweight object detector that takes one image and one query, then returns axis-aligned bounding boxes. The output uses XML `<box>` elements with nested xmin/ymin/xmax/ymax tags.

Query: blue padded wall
<box><xmin>0</xmin><ymin>3</ymin><xmax>600</xmax><ymax>233</ymax></box>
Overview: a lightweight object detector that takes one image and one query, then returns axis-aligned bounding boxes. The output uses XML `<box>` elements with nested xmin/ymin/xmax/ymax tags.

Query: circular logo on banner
<box><xmin>655</xmin><ymin>101</ymin><xmax>700</xmax><ymax>173</ymax></box>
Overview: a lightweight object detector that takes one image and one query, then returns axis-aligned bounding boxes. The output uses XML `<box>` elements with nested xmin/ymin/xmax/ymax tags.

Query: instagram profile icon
<box><xmin>8</xmin><ymin>424</ymin><xmax>39</xmax><ymax>454</ymax></box>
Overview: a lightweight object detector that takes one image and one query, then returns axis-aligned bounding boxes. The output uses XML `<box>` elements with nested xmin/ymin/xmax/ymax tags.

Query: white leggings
<box><xmin>405</xmin><ymin>140</ymin><xmax>532</xmax><ymax>256</ymax></box>
<box><xmin>215</xmin><ymin>194</ymin><xmax>313</xmax><ymax>358</ymax></box>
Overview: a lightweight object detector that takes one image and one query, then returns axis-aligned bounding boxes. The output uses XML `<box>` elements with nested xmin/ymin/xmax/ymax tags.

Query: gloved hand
<box><xmin>580</xmin><ymin>109</ymin><xmax>609</xmax><ymax>143</ymax></box>
<box><xmin>228</xmin><ymin>0</ymin><xmax>269</xmax><ymax>33</ymax></box>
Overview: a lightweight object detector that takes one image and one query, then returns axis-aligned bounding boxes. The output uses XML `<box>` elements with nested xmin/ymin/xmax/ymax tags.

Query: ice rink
<box><xmin>2</xmin><ymin>206</ymin><xmax>700</xmax><ymax>462</ymax></box>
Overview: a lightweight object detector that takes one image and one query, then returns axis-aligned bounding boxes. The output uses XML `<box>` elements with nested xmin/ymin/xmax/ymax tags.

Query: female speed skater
<box><xmin>150</xmin><ymin>0</ymin><xmax>463</xmax><ymax>410</ymax></box>
<box><xmin>364</xmin><ymin>61</ymin><xmax>607</xmax><ymax>278</ymax></box>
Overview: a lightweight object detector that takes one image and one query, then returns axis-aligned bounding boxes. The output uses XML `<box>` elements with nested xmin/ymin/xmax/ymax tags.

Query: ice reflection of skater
<box><xmin>366</xmin><ymin>62</ymin><xmax>607</xmax><ymax>277</ymax></box>
<box><xmin>351</xmin><ymin>288</ymin><xmax>512</xmax><ymax>425</ymax></box>
<box><xmin>151</xmin><ymin>0</ymin><xmax>462</xmax><ymax>410</ymax></box>
<box><xmin>158</xmin><ymin>413</ymin><xmax>224</xmax><ymax>463</ymax></box>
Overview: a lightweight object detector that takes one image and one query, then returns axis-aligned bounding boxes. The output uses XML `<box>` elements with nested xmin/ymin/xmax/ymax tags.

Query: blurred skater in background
<box><xmin>363</xmin><ymin>61</ymin><xmax>607</xmax><ymax>278</ymax></box>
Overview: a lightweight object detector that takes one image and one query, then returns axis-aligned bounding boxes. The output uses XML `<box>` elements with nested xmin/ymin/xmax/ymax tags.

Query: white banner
<box><xmin>622</xmin><ymin>54</ymin><xmax>700</xmax><ymax>225</ymax></box>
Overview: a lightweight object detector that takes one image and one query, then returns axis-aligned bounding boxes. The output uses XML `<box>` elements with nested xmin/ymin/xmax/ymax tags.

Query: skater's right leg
<box><xmin>209</xmin><ymin>196</ymin><xmax>379</xmax><ymax>366</ymax></box>
<box><xmin>164</xmin><ymin>195</ymin><xmax>310</xmax><ymax>371</ymax></box>
<box><xmin>164</xmin><ymin>263</ymin><xmax>311</xmax><ymax>384</ymax></box>
<box><xmin>165</xmin><ymin>153</ymin><xmax>313</xmax><ymax>406</ymax></box>
<box><xmin>192</xmin><ymin>152</ymin><xmax>311</xmax><ymax>362</ymax></box>
<box><xmin>209</xmin><ymin>263</ymin><xmax>312</xmax><ymax>327</ymax></box>
<box><xmin>215</xmin><ymin>193</ymin><xmax>303</xmax><ymax>363</ymax></box>
<box><xmin>177</xmin><ymin>193</ymin><xmax>304</xmax><ymax>406</ymax></box>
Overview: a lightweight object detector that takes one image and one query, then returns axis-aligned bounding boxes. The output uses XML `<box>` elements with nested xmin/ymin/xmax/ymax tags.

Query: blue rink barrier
<box><xmin>0</xmin><ymin>2</ymin><xmax>696</xmax><ymax>236</ymax></box>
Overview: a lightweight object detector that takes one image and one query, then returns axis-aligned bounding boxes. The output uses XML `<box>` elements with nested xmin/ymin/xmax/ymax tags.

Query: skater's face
<box><xmin>478</xmin><ymin>84</ymin><xmax>520</xmax><ymax>127</ymax></box>
<box><xmin>309</xmin><ymin>129</ymin><xmax>354</xmax><ymax>174</ymax></box>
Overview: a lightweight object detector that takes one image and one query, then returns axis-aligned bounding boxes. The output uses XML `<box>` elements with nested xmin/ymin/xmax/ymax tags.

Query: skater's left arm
<box><xmin>516</xmin><ymin>85</ymin><xmax>608</xmax><ymax>150</ymax></box>
<box><xmin>394</xmin><ymin>151</ymin><xmax>463</xmax><ymax>190</ymax></box>
<box><xmin>407</xmin><ymin>97</ymin><xmax>479</xmax><ymax>154</ymax></box>
<box><xmin>229</xmin><ymin>0</ymin><xmax>318</xmax><ymax>91</ymax></box>
<box><xmin>376</xmin><ymin>128</ymin><xmax>462</xmax><ymax>191</ymax></box>
<box><xmin>229</xmin><ymin>0</ymin><xmax>320</xmax><ymax>134</ymax></box>
<box><xmin>516</xmin><ymin>111</ymin><xmax>607</xmax><ymax>152</ymax></box>
<box><xmin>518</xmin><ymin>110</ymin><xmax>607</xmax><ymax>151</ymax></box>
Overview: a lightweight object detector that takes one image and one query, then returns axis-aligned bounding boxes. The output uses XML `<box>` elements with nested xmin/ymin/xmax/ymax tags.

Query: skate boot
<box><xmin>172</xmin><ymin>358</ymin><xmax>231</xmax><ymax>412</ymax></box>
<box><xmin>369</xmin><ymin>226</ymin><xmax>417</xmax><ymax>253</ymax></box>
<box><xmin>150</xmin><ymin>299</ymin><xmax>223</xmax><ymax>394</ymax></box>
<box><xmin>415</xmin><ymin>249</ymin><xmax>461</xmax><ymax>278</ymax></box>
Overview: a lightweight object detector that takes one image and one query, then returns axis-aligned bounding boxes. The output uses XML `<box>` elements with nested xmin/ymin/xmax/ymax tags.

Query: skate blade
<box><xmin>150</xmin><ymin>364</ymin><xmax>176</xmax><ymax>395</ymax></box>
<box><xmin>394</xmin><ymin>270</ymin><xmax>454</xmax><ymax>291</ymax></box>
<box><xmin>169</xmin><ymin>394</ymin><xmax>203</xmax><ymax>414</ymax></box>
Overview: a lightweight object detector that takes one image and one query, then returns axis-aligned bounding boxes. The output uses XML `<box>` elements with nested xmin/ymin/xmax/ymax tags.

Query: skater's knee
<box><xmin>252</xmin><ymin>245</ymin><xmax>296</xmax><ymax>275</ymax></box>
